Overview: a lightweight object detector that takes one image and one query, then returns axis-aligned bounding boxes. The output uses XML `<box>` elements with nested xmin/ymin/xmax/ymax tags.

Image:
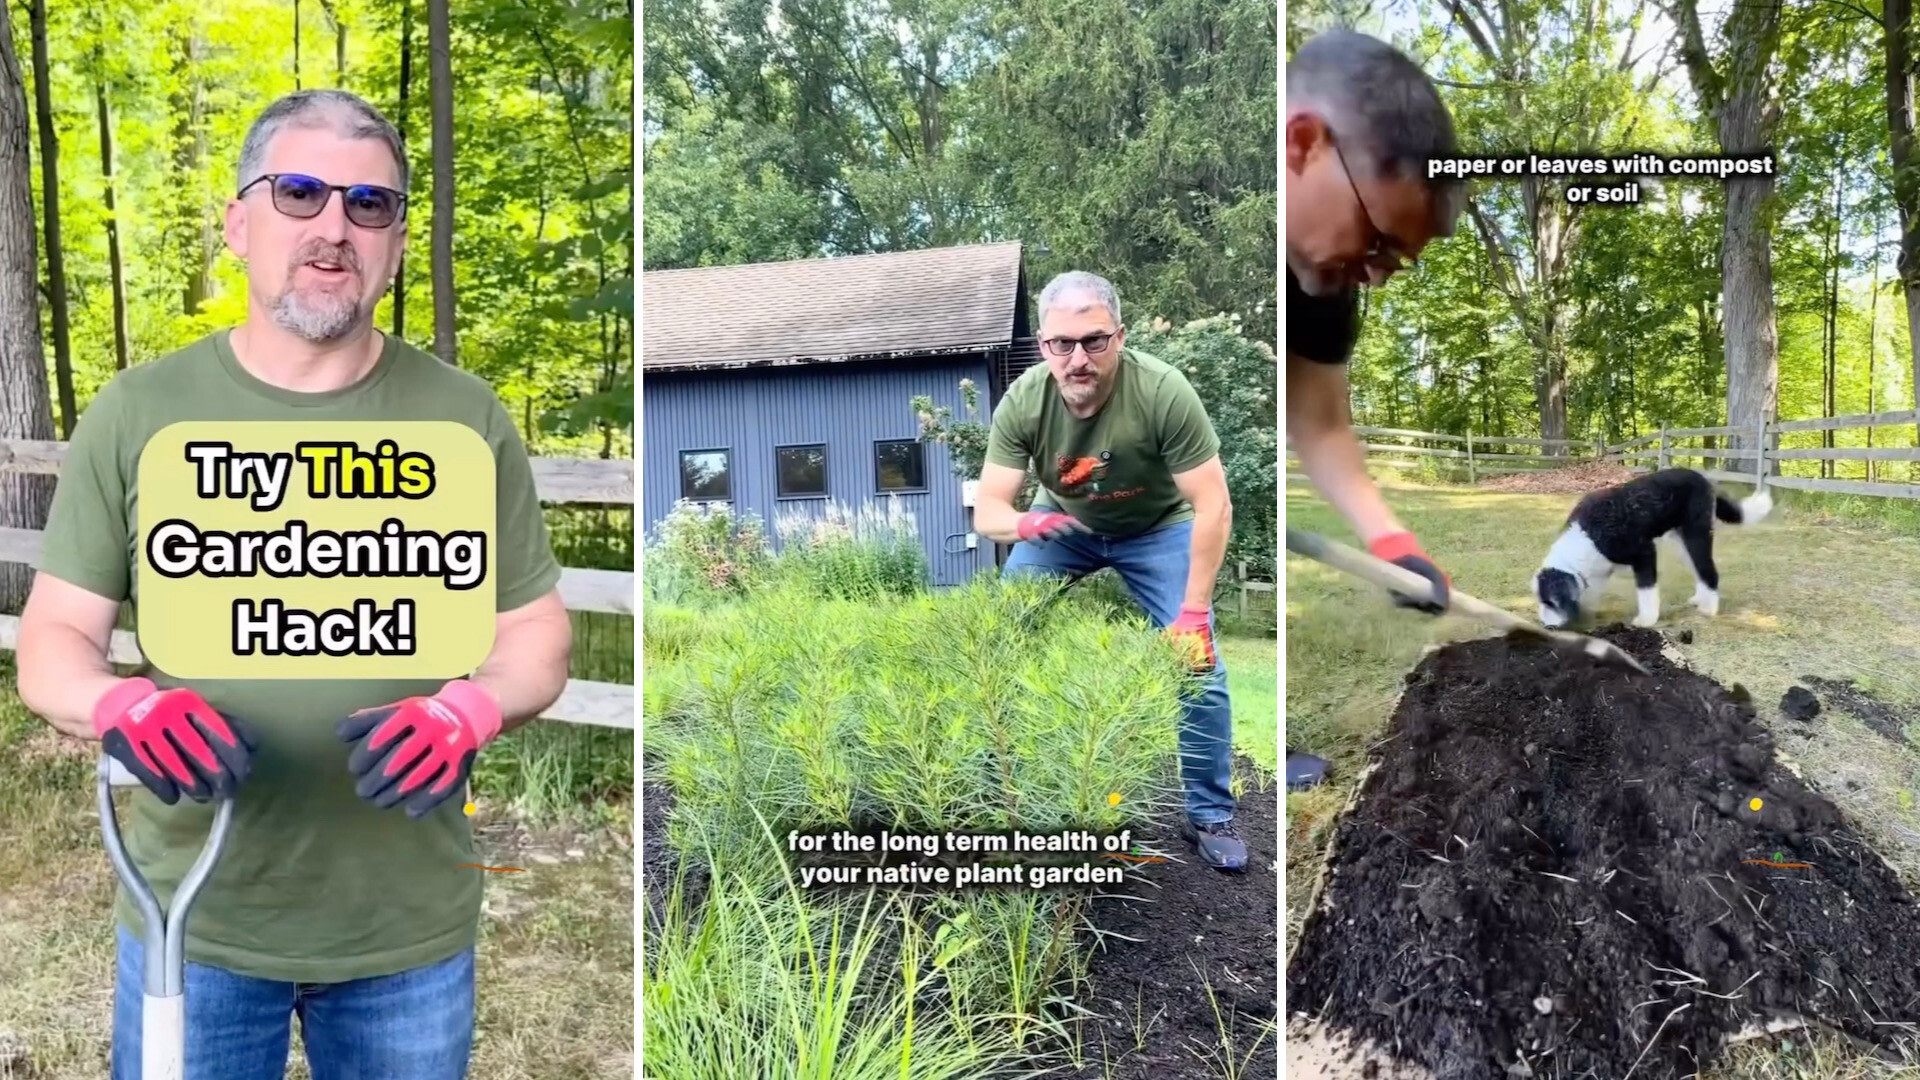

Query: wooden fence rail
<box><xmin>0</xmin><ymin>439</ymin><xmax>635</xmax><ymax>731</ymax></box>
<box><xmin>1306</xmin><ymin>410</ymin><xmax>1920</xmax><ymax>506</ymax></box>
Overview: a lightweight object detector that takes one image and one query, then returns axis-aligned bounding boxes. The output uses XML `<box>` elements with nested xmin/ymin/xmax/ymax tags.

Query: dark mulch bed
<box><xmin>1287</xmin><ymin>627</ymin><xmax>1920</xmax><ymax>1080</ymax></box>
<box><xmin>1061</xmin><ymin>757</ymin><xmax>1278</xmax><ymax>1080</ymax></box>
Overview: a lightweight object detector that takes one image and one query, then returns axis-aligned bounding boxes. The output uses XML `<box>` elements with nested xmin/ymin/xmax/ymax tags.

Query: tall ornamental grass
<box><xmin>643</xmin><ymin>813</ymin><xmax>1066</xmax><ymax>1080</ymax></box>
<box><xmin>770</xmin><ymin>497</ymin><xmax>928</xmax><ymax>600</ymax></box>
<box><xmin>645</xmin><ymin>575</ymin><xmax>1194</xmax><ymax>856</ymax></box>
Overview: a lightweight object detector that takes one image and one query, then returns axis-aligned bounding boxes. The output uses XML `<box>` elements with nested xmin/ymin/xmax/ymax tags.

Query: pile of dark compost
<box><xmin>1287</xmin><ymin>627</ymin><xmax>1920</xmax><ymax>1079</ymax></box>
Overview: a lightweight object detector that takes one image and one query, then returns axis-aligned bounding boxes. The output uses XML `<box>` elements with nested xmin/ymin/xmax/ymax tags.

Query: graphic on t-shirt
<box><xmin>1055</xmin><ymin>451</ymin><xmax>1113</xmax><ymax>494</ymax></box>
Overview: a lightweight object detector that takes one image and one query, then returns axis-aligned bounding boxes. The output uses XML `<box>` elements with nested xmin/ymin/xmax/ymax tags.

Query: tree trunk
<box><xmin>321</xmin><ymin>0</ymin><xmax>345</xmax><ymax>83</ymax></box>
<box><xmin>294</xmin><ymin>0</ymin><xmax>302</xmax><ymax>90</ymax></box>
<box><xmin>429</xmin><ymin>0</ymin><xmax>455</xmax><ymax>364</ymax></box>
<box><xmin>96</xmin><ymin>77</ymin><xmax>128</xmax><ymax>371</ymax></box>
<box><xmin>1868</xmin><ymin>222</ymin><xmax>1881</xmax><ymax>480</ymax></box>
<box><xmin>395</xmin><ymin>0</ymin><xmax>411</xmax><ymax>339</ymax></box>
<box><xmin>28</xmin><ymin>0</ymin><xmax>73</xmax><ymax>439</ymax></box>
<box><xmin>172</xmin><ymin>24</ymin><xmax>211</xmax><ymax>315</ymax></box>
<box><xmin>0</xmin><ymin>8</ymin><xmax>57</xmax><ymax>613</ymax></box>
<box><xmin>1823</xmin><ymin>163</ymin><xmax>1841</xmax><ymax>475</ymax></box>
<box><xmin>1883</xmin><ymin>0</ymin><xmax>1920</xmax><ymax>449</ymax></box>
<box><xmin>1670</xmin><ymin>0</ymin><xmax>1781</xmax><ymax>478</ymax></box>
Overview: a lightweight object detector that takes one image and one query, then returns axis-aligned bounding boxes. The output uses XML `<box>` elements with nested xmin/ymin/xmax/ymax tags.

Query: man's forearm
<box><xmin>974</xmin><ymin>496</ymin><xmax>1024</xmax><ymax>544</ymax></box>
<box><xmin>1184</xmin><ymin>499</ymin><xmax>1231</xmax><ymax>609</ymax></box>
<box><xmin>1293</xmin><ymin>421</ymin><xmax>1404</xmax><ymax>544</ymax></box>
<box><xmin>467</xmin><ymin>608</ymin><xmax>572</xmax><ymax>734</ymax></box>
<box><xmin>18</xmin><ymin>624</ymin><xmax>124</xmax><ymax>740</ymax></box>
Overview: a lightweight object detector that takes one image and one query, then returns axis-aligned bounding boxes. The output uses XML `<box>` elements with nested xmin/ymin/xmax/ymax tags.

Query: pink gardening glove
<box><xmin>93</xmin><ymin>677</ymin><xmax>259</xmax><ymax>803</ymax></box>
<box><xmin>336</xmin><ymin>680</ymin><xmax>502</xmax><ymax>819</ymax></box>
<box><xmin>1167</xmin><ymin>605</ymin><xmax>1217</xmax><ymax>670</ymax></box>
<box><xmin>1016</xmin><ymin>510</ymin><xmax>1091</xmax><ymax>542</ymax></box>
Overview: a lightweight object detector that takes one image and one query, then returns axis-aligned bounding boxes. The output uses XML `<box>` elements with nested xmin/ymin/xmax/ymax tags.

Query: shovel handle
<box><xmin>1284</xmin><ymin>528</ymin><xmax>1522</xmax><ymax>629</ymax></box>
<box><xmin>143</xmin><ymin>992</ymin><xmax>184</xmax><ymax>1080</ymax></box>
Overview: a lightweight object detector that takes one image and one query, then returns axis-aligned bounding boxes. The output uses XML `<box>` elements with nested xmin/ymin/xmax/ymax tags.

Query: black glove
<box><xmin>1369</xmin><ymin>532</ymin><xmax>1449</xmax><ymax>615</ymax></box>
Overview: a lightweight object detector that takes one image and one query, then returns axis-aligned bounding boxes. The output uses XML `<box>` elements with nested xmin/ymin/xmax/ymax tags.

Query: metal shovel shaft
<box><xmin>100</xmin><ymin>755</ymin><xmax>235</xmax><ymax>1080</ymax></box>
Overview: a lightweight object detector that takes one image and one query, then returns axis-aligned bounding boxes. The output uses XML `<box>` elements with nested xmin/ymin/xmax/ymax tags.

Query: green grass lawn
<box><xmin>0</xmin><ymin>660</ymin><xmax>633</xmax><ymax>1080</ymax></box>
<box><xmin>1286</xmin><ymin>474</ymin><xmax>1920</xmax><ymax>1078</ymax></box>
<box><xmin>1222</xmin><ymin>631</ymin><xmax>1277</xmax><ymax>785</ymax></box>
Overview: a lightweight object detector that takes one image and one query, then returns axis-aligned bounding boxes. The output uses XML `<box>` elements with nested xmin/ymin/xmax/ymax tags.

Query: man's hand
<box><xmin>1166</xmin><ymin>605</ymin><xmax>1218</xmax><ymax>670</ymax></box>
<box><xmin>1368</xmin><ymin>531</ymin><xmax>1450</xmax><ymax>614</ymax></box>
<box><xmin>337</xmin><ymin>680</ymin><xmax>503</xmax><ymax>819</ymax></box>
<box><xmin>1016</xmin><ymin>510</ymin><xmax>1091</xmax><ymax>543</ymax></box>
<box><xmin>93</xmin><ymin>678</ymin><xmax>259</xmax><ymax>803</ymax></box>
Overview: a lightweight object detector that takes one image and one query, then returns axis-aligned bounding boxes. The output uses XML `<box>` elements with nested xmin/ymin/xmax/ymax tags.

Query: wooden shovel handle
<box><xmin>1284</xmin><ymin>528</ymin><xmax>1522</xmax><ymax>630</ymax></box>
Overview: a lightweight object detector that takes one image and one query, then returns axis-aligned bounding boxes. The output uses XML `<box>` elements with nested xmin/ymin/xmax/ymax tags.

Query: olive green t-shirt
<box><xmin>983</xmin><ymin>347</ymin><xmax>1221</xmax><ymax>537</ymax></box>
<box><xmin>39</xmin><ymin>329</ymin><xmax>562</xmax><ymax>983</ymax></box>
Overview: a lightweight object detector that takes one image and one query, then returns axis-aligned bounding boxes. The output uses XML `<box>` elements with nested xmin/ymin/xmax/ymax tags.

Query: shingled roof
<box><xmin>642</xmin><ymin>242</ymin><xmax>1026</xmax><ymax>371</ymax></box>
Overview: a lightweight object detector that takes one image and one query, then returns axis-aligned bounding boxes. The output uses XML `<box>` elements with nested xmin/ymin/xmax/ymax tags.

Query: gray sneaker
<box><xmin>1183</xmin><ymin>817</ymin><xmax>1248</xmax><ymax>872</ymax></box>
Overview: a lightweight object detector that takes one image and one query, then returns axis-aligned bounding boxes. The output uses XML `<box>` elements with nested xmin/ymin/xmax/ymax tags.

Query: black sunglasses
<box><xmin>237</xmin><ymin>173</ymin><xmax>408</xmax><ymax>229</ymax></box>
<box><xmin>1330</xmin><ymin>139</ymin><xmax>1412</xmax><ymax>276</ymax></box>
<box><xmin>1041</xmin><ymin>332</ymin><xmax>1117</xmax><ymax>358</ymax></box>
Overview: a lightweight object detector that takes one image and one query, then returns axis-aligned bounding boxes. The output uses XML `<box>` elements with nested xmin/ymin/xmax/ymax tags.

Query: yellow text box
<box><xmin>136</xmin><ymin>421</ymin><xmax>497</xmax><ymax>679</ymax></box>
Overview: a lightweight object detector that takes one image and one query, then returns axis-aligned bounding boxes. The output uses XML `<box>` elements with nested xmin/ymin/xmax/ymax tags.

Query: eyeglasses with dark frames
<box><xmin>1330</xmin><ymin>139</ymin><xmax>1414</xmax><ymax>277</ymax></box>
<box><xmin>1041</xmin><ymin>332</ymin><xmax>1118</xmax><ymax>358</ymax></box>
<box><xmin>237</xmin><ymin>173</ymin><xmax>408</xmax><ymax>229</ymax></box>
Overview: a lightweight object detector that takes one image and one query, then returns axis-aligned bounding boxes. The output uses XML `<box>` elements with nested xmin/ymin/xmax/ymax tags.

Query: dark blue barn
<box><xmin>641</xmin><ymin>242</ymin><xmax>1041</xmax><ymax>586</ymax></box>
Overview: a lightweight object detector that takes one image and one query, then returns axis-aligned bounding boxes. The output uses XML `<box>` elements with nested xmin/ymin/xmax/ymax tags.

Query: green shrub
<box><xmin>769</xmin><ymin>498</ymin><xmax>928</xmax><ymax>600</ymax></box>
<box><xmin>645</xmin><ymin>575</ymin><xmax>1192</xmax><ymax>854</ymax></box>
<box><xmin>1129</xmin><ymin>317</ymin><xmax>1277</xmax><ymax>581</ymax></box>
<box><xmin>642</xmin><ymin>500</ymin><xmax>771</xmax><ymax>606</ymax></box>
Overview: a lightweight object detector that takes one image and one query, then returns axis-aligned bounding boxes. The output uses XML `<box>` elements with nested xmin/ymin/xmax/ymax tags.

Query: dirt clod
<box><xmin>1781</xmin><ymin>685</ymin><xmax>1821</xmax><ymax>722</ymax></box>
<box><xmin>1804</xmin><ymin>676</ymin><xmax>1911</xmax><ymax>747</ymax></box>
<box><xmin>1287</xmin><ymin>627</ymin><xmax>1920</xmax><ymax>1079</ymax></box>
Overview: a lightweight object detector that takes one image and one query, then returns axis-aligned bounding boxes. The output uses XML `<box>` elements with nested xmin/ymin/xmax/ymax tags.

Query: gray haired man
<box><xmin>17</xmin><ymin>89</ymin><xmax>571</xmax><ymax>1077</ymax></box>
<box><xmin>972</xmin><ymin>271</ymin><xmax>1245</xmax><ymax>871</ymax></box>
<box><xmin>1284</xmin><ymin>31</ymin><xmax>1467</xmax><ymax>790</ymax></box>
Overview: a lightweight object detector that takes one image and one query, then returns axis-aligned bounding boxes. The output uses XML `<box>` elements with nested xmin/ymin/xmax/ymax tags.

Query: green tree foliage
<box><xmin>11</xmin><ymin>0</ymin><xmax>632</xmax><ymax>458</ymax></box>
<box><xmin>1130</xmin><ymin>317</ymin><xmax>1276</xmax><ymax>579</ymax></box>
<box><xmin>1295</xmin><ymin>1</ymin><xmax>1916</xmax><ymax>470</ymax></box>
<box><xmin>643</xmin><ymin>0</ymin><xmax>1276</xmax><ymax>341</ymax></box>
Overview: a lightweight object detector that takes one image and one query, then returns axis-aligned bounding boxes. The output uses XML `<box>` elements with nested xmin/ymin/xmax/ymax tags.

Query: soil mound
<box><xmin>1287</xmin><ymin>627</ymin><xmax>1920</xmax><ymax>1079</ymax></box>
<box><xmin>1479</xmin><ymin>461</ymin><xmax>1637</xmax><ymax>494</ymax></box>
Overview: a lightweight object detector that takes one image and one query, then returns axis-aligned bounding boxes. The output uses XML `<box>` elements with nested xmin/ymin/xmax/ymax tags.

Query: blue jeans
<box><xmin>1002</xmin><ymin>519</ymin><xmax>1236</xmax><ymax>824</ymax></box>
<box><xmin>112</xmin><ymin>924</ymin><xmax>474</xmax><ymax>1080</ymax></box>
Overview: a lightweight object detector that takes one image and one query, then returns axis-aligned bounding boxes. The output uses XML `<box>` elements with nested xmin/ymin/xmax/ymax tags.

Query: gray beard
<box><xmin>271</xmin><ymin>285</ymin><xmax>363</xmax><ymax>342</ymax></box>
<box><xmin>1059</xmin><ymin>376</ymin><xmax>1102</xmax><ymax>411</ymax></box>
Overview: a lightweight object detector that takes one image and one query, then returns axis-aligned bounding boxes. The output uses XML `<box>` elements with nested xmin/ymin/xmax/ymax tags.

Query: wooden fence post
<box><xmin>1592</xmin><ymin>437</ymin><xmax>1604</xmax><ymax>463</ymax></box>
<box><xmin>1658</xmin><ymin>431</ymin><xmax>1670</xmax><ymax>470</ymax></box>
<box><xmin>1236</xmin><ymin>560</ymin><xmax>1248</xmax><ymax>621</ymax></box>
<box><xmin>1466</xmin><ymin>428</ymin><xmax>1477</xmax><ymax>485</ymax></box>
<box><xmin>1754</xmin><ymin>419</ymin><xmax>1767</xmax><ymax>486</ymax></box>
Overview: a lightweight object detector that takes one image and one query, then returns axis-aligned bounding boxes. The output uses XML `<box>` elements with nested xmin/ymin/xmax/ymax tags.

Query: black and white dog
<box><xmin>1534</xmin><ymin>468</ymin><xmax>1772</xmax><ymax>629</ymax></box>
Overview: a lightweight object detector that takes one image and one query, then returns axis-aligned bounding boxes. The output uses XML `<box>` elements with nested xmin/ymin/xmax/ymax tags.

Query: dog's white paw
<box><xmin>1692</xmin><ymin>588</ymin><xmax>1720</xmax><ymax>616</ymax></box>
<box><xmin>1632</xmin><ymin>612</ymin><xmax>1660</xmax><ymax>628</ymax></box>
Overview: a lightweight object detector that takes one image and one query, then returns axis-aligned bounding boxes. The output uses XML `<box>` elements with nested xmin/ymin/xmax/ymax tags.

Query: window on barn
<box><xmin>679</xmin><ymin>449</ymin><xmax>732</xmax><ymax>502</ymax></box>
<box><xmin>776</xmin><ymin>444</ymin><xmax>828</xmax><ymax>498</ymax></box>
<box><xmin>874</xmin><ymin>440</ymin><xmax>926</xmax><ymax>492</ymax></box>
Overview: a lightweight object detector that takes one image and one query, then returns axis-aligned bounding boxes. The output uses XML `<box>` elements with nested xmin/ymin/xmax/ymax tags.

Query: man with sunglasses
<box><xmin>17</xmin><ymin>89</ymin><xmax>570</xmax><ymax>1079</ymax></box>
<box><xmin>1283</xmin><ymin>30</ymin><xmax>1468</xmax><ymax>790</ymax></box>
<box><xmin>975</xmin><ymin>271</ymin><xmax>1245</xmax><ymax>872</ymax></box>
